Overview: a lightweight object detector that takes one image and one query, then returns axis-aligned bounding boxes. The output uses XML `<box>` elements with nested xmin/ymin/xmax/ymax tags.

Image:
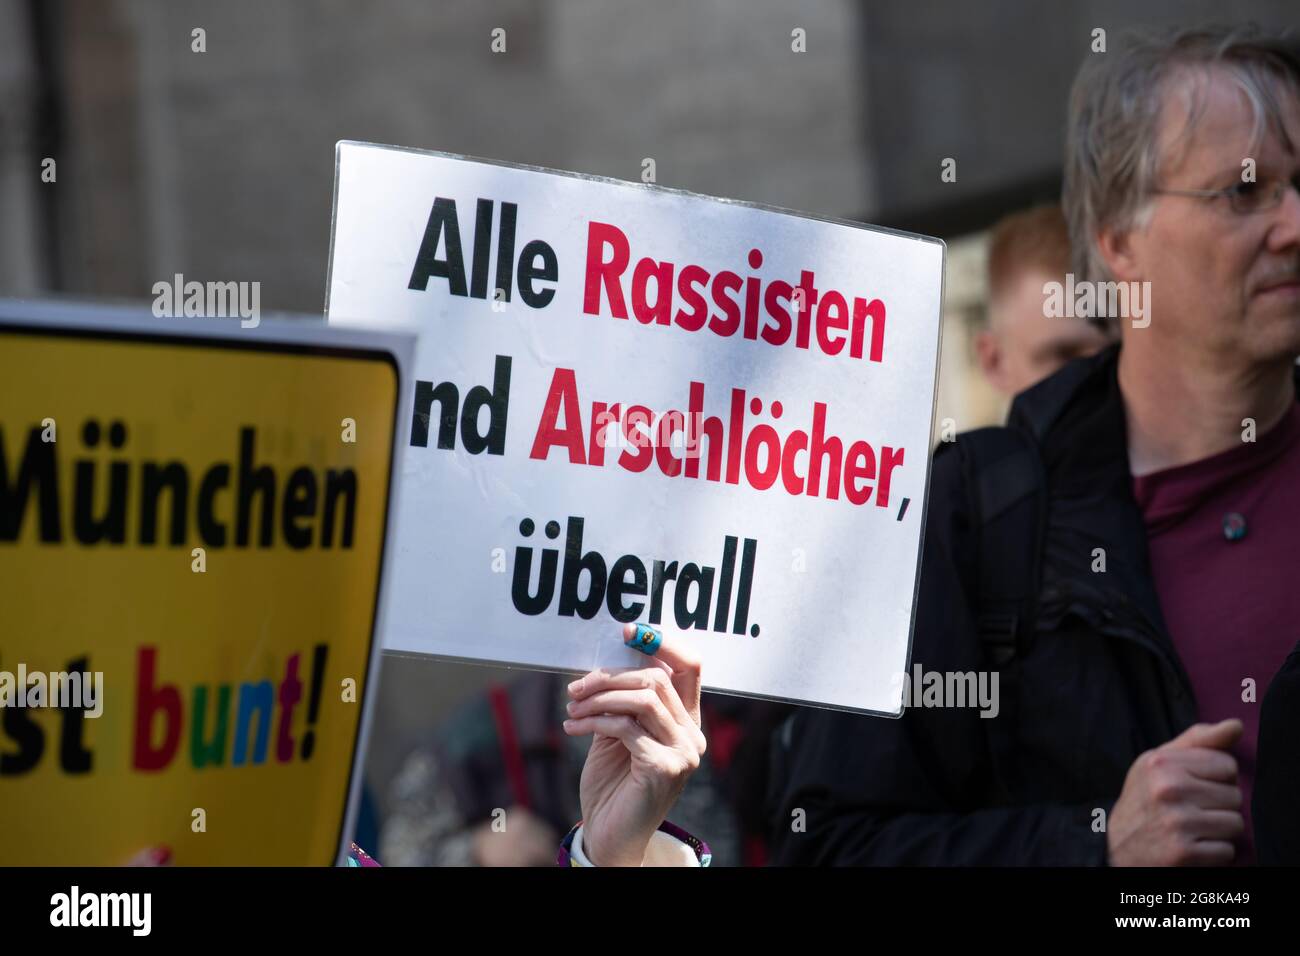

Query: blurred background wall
<box><xmin>1</xmin><ymin>0</ymin><xmax>1294</xmax><ymax>826</ymax></box>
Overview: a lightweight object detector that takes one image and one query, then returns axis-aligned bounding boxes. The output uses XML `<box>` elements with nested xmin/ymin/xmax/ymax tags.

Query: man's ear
<box><xmin>1096</xmin><ymin>222</ymin><xmax>1143</xmax><ymax>283</ymax></box>
<box><xmin>974</xmin><ymin>327</ymin><xmax>1008</xmax><ymax>394</ymax></box>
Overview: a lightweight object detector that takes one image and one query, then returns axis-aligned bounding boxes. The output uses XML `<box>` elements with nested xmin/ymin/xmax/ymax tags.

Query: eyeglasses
<box><xmin>1153</xmin><ymin>172</ymin><xmax>1300</xmax><ymax>214</ymax></box>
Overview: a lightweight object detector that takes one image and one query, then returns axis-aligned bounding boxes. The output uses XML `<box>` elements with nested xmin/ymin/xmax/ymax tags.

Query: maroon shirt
<box><xmin>1132</xmin><ymin>403</ymin><xmax>1300</xmax><ymax>864</ymax></box>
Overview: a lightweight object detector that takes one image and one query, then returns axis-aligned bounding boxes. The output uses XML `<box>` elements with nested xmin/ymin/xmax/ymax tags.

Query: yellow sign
<box><xmin>0</xmin><ymin>322</ymin><xmax>399</xmax><ymax>864</ymax></box>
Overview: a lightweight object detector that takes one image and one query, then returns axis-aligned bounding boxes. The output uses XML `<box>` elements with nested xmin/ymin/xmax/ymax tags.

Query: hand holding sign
<box><xmin>564</xmin><ymin>624</ymin><xmax>706</xmax><ymax>866</ymax></box>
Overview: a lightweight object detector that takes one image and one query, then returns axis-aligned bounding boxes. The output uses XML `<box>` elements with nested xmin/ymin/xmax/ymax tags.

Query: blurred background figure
<box><xmin>974</xmin><ymin>204</ymin><xmax>1112</xmax><ymax>397</ymax></box>
<box><xmin>379</xmin><ymin>672</ymin><xmax>584</xmax><ymax>867</ymax></box>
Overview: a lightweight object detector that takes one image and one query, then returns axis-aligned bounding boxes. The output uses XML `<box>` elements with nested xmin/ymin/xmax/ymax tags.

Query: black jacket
<box><xmin>769</xmin><ymin>345</ymin><xmax>1207</xmax><ymax>865</ymax></box>
<box><xmin>1254</xmin><ymin>643</ymin><xmax>1300</xmax><ymax>865</ymax></box>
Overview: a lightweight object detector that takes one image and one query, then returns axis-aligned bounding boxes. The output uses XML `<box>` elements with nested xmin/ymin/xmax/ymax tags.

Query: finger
<box><xmin>1181</xmin><ymin>840</ymin><xmax>1236</xmax><ymax>866</ymax></box>
<box><xmin>568</xmin><ymin>688</ymin><xmax>684</xmax><ymax>748</ymax></box>
<box><xmin>1168</xmin><ymin>747</ymin><xmax>1239</xmax><ymax>783</ymax></box>
<box><xmin>642</xmin><ymin>663</ymin><xmax>706</xmax><ymax>752</ymax></box>
<box><xmin>1181</xmin><ymin>779</ymin><xmax>1243</xmax><ymax>811</ymax></box>
<box><xmin>1167</xmin><ymin>719</ymin><xmax>1243</xmax><ymax>752</ymax></box>
<box><xmin>569</xmin><ymin>667</ymin><xmax>698</xmax><ymax>740</ymax></box>
<box><xmin>562</xmin><ymin>713</ymin><xmax>663</xmax><ymax>760</ymax></box>
<box><xmin>622</xmin><ymin>623</ymin><xmax>702</xmax><ymax>726</ymax></box>
<box><xmin>1186</xmin><ymin>809</ymin><xmax>1245</xmax><ymax>841</ymax></box>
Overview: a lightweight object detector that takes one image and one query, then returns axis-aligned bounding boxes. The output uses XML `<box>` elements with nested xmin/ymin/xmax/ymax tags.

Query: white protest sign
<box><xmin>326</xmin><ymin>142</ymin><xmax>943</xmax><ymax>715</ymax></box>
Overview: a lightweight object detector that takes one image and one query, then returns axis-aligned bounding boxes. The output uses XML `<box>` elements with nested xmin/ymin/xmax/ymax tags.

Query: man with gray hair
<box><xmin>773</xmin><ymin>24</ymin><xmax>1300</xmax><ymax>866</ymax></box>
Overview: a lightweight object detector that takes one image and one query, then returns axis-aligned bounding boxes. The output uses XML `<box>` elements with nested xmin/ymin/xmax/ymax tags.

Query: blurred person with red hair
<box><xmin>975</xmin><ymin>203</ymin><xmax>1111</xmax><ymax>396</ymax></box>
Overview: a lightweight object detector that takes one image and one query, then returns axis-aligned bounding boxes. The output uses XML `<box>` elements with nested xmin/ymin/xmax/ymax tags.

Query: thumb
<box><xmin>1167</xmin><ymin>718</ymin><xmax>1243</xmax><ymax>752</ymax></box>
<box><xmin>622</xmin><ymin>623</ymin><xmax>702</xmax><ymax>725</ymax></box>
